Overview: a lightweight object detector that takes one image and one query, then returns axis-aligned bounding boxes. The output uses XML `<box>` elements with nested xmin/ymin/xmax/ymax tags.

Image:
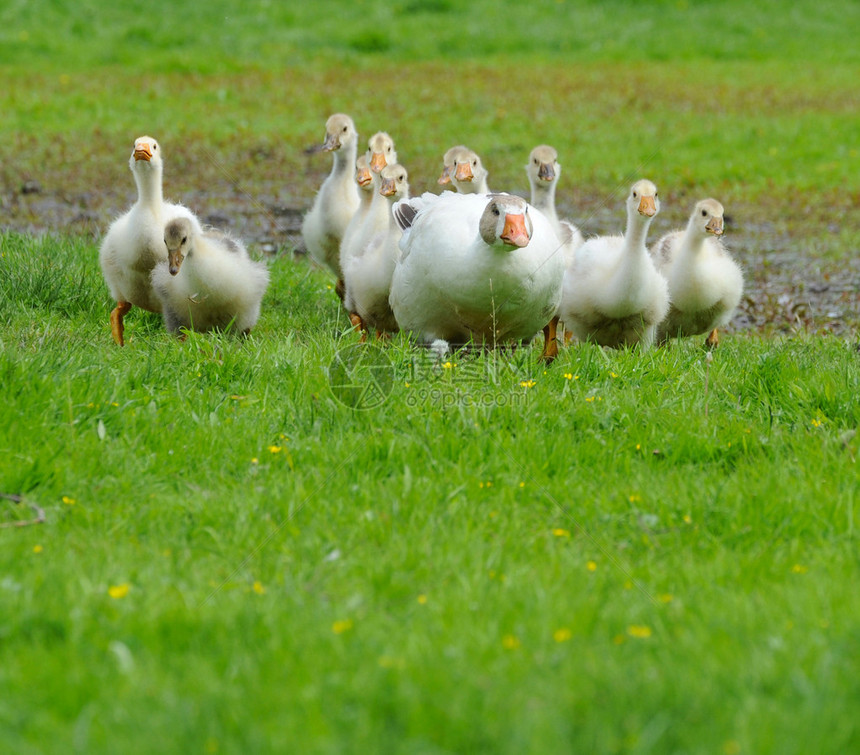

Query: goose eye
<box><xmin>492</xmin><ymin>207</ymin><xmax>500</xmax><ymax>216</ymax></box>
<box><xmin>534</xmin><ymin>159</ymin><xmax>539</xmax><ymax>165</ymax></box>
<box><xmin>702</xmin><ymin>209</ymin><xmax>708</xmax><ymax>217</ymax></box>
<box><xmin>633</xmin><ymin>192</ymin><xmax>638</xmax><ymax>198</ymax></box>
<box><xmin>472</xmin><ymin>159</ymin><xmax>477</xmax><ymax>166</ymax></box>
<box><xmin>343</xmin><ymin>126</ymin><xmax>348</xmax><ymax>133</ymax></box>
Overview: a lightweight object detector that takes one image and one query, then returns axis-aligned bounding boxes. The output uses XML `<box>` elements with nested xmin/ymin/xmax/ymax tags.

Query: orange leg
<box><xmin>349</xmin><ymin>312</ymin><xmax>367</xmax><ymax>343</ymax></box>
<box><xmin>705</xmin><ymin>328</ymin><xmax>720</xmax><ymax>349</ymax></box>
<box><xmin>109</xmin><ymin>301</ymin><xmax>132</xmax><ymax>346</ymax></box>
<box><xmin>539</xmin><ymin>315</ymin><xmax>560</xmax><ymax>363</ymax></box>
<box><xmin>563</xmin><ymin>329</ymin><xmax>573</xmax><ymax>345</ymax></box>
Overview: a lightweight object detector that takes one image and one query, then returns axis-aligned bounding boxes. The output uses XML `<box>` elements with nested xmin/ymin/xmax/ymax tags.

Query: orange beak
<box><xmin>454</xmin><ymin>161</ymin><xmax>474</xmax><ymax>182</ymax></box>
<box><xmin>638</xmin><ymin>195</ymin><xmax>657</xmax><ymax>217</ymax></box>
<box><xmin>369</xmin><ymin>151</ymin><xmax>387</xmax><ymax>173</ymax></box>
<box><xmin>356</xmin><ymin>166</ymin><xmax>373</xmax><ymax>187</ymax></box>
<box><xmin>133</xmin><ymin>142</ymin><xmax>153</xmax><ymax>162</ymax></box>
<box><xmin>437</xmin><ymin>166</ymin><xmax>452</xmax><ymax>185</ymax></box>
<box><xmin>501</xmin><ymin>213</ymin><xmax>530</xmax><ymax>248</ymax></box>
<box><xmin>706</xmin><ymin>216</ymin><xmax>724</xmax><ymax>236</ymax></box>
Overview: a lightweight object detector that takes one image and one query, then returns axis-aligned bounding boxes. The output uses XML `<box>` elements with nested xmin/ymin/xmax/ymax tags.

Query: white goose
<box><xmin>389</xmin><ymin>192</ymin><xmax>564</xmax><ymax>358</ymax></box>
<box><xmin>559</xmin><ymin>179</ymin><xmax>669</xmax><ymax>349</ymax></box>
<box><xmin>447</xmin><ymin>147</ymin><xmax>491</xmax><ymax>194</ymax></box>
<box><xmin>526</xmin><ymin>145</ymin><xmax>585</xmax><ymax>358</ymax></box>
<box><xmin>650</xmin><ymin>198</ymin><xmax>743</xmax><ymax>347</ymax></box>
<box><xmin>99</xmin><ymin>135</ymin><xmax>202</xmax><ymax>345</ymax></box>
<box><xmin>437</xmin><ymin>144</ymin><xmax>468</xmax><ymax>187</ymax></box>
<box><xmin>526</xmin><ymin>145</ymin><xmax>584</xmax><ymax>259</ymax></box>
<box><xmin>366</xmin><ymin>131</ymin><xmax>397</xmax><ymax>174</ymax></box>
<box><xmin>151</xmin><ymin>218</ymin><xmax>269</xmax><ymax>335</ymax></box>
<box><xmin>339</xmin><ymin>133</ymin><xmax>399</xmax><ymax>293</ymax></box>
<box><xmin>339</xmin><ymin>154</ymin><xmax>374</xmax><ymax>282</ymax></box>
<box><xmin>301</xmin><ymin>113</ymin><xmax>360</xmax><ymax>293</ymax></box>
<box><xmin>344</xmin><ymin>163</ymin><xmax>410</xmax><ymax>336</ymax></box>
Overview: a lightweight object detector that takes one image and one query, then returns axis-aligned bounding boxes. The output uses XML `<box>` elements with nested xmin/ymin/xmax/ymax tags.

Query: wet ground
<box><xmin>3</xmin><ymin>176</ymin><xmax>858</xmax><ymax>339</ymax></box>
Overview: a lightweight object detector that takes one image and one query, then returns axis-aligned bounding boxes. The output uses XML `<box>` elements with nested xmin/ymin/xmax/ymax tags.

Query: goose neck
<box><xmin>624</xmin><ymin>211</ymin><xmax>651</xmax><ymax>252</ymax></box>
<box><xmin>133</xmin><ymin>164</ymin><xmax>164</xmax><ymax>209</ymax></box>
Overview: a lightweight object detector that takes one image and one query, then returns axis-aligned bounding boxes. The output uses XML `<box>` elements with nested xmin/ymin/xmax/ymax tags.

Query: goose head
<box><xmin>355</xmin><ymin>154</ymin><xmax>374</xmax><ymax>192</ymax></box>
<box><xmin>163</xmin><ymin>217</ymin><xmax>194</xmax><ymax>276</ymax></box>
<box><xmin>366</xmin><ymin>131</ymin><xmax>397</xmax><ymax>173</ymax></box>
<box><xmin>628</xmin><ymin>179</ymin><xmax>659</xmax><ymax>219</ymax></box>
<box><xmin>129</xmin><ymin>135</ymin><xmax>162</xmax><ymax>172</ymax></box>
<box><xmin>691</xmin><ymin>198</ymin><xmax>725</xmax><ymax>236</ymax></box>
<box><xmin>321</xmin><ymin>113</ymin><xmax>358</xmax><ymax>152</ymax></box>
<box><xmin>479</xmin><ymin>194</ymin><xmax>533</xmax><ymax>249</ymax></box>
<box><xmin>526</xmin><ymin>145</ymin><xmax>560</xmax><ymax>185</ymax></box>
<box><xmin>438</xmin><ymin>144</ymin><xmax>468</xmax><ymax>185</ymax></box>
<box><xmin>451</xmin><ymin>148</ymin><xmax>488</xmax><ymax>192</ymax></box>
<box><xmin>379</xmin><ymin>163</ymin><xmax>410</xmax><ymax>200</ymax></box>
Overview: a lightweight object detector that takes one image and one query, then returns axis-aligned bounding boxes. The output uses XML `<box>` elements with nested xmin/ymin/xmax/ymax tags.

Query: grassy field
<box><xmin>2</xmin><ymin>1</ymin><xmax>860</xmax><ymax>753</ymax></box>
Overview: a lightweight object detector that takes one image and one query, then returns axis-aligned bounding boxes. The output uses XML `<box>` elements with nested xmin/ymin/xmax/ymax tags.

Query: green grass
<box><xmin>1</xmin><ymin>233</ymin><xmax>859</xmax><ymax>754</ymax></box>
<box><xmin>2</xmin><ymin>1</ymin><xmax>860</xmax><ymax>752</ymax></box>
<box><xmin>2</xmin><ymin>0</ymin><xmax>859</xmax><ymax>71</ymax></box>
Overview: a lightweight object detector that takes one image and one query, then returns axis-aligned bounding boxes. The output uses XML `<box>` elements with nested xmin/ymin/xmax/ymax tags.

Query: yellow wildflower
<box><xmin>520</xmin><ymin>380</ymin><xmax>536</xmax><ymax>388</ymax></box>
<box><xmin>108</xmin><ymin>583</ymin><xmax>130</xmax><ymax>599</ymax></box>
<box><xmin>62</xmin><ymin>496</ymin><xmax>76</xmax><ymax>505</ymax></box>
<box><xmin>252</xmin><ymin>581</ymin><xmax>265</xmax><ymax>595</ymax></box>
<box><xmin>268</xmin><ymin>445</ymin><xmax>282</xmax><ymax>454</ymax></box>
<box><xmin>586</xmin><ymin>560</ymin><xmax>597</xmax><ymax>572</ymax></box>
<box><xmin>627</xmin><ymin>625</ymin><xmax>652</xmax><ymax>639</ymax></box>
<box><xmin>417</xmin><ymin>594</ymin><xmax>428</xmax><ymax>605</ymax></box>
<box><xmin>791</xmin><ymin>564</ymin><xmax>808</xmax><ymax>574</ymax></box>
<box><xmin>33</xmin><ymin>544</ymin><xmax>43</xmax><ymax>554</ymax></box>
<box><xmin>552</xmin><ymin>528</ymin><xmax>570</xmax><ymax>537</ymax></box>
<box><xmin>553</xmin><ymin>628</ymin><xmax>572</xmax><ymax>643</ymax></box>
<box><xmin>502</xmin><ymin>634</ymin><xmax>521</xmax><ymax>650</ymax></box>
<box><xmin>332</xmin><ymin>619</ymin><xmax>353</xmax><ymax>634</ymax></box>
